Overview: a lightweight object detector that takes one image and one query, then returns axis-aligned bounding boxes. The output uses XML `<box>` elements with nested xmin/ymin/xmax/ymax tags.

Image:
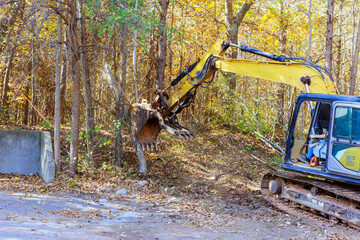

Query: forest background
<box><xmin>1</xmin><ymin>0</ymin><xmax>359</xmax><ymax>176</ymax></box>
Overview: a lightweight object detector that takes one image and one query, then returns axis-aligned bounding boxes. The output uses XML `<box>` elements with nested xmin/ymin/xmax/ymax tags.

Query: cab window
<box><xmin>333</xmin><ymin>106</ymin><xmax>360</xmax><ymax>141</ymax></box>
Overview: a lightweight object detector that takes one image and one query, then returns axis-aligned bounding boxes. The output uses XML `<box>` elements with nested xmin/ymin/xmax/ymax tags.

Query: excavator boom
<box><xmin>214</xmin><ymin>56</ymin><xmax>338</xmax><ymax>94</ymax></box>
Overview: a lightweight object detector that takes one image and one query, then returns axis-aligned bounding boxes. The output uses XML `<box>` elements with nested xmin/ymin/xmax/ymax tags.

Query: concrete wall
<box><xmin>0</xmin><ymin>129</ymin><xmax>54</xmax><ymax>183</ymax></box>
<box><xmin>40</xmin><ymin>131</ymin><xmax>55</xmax><ymax>183</ymax></box>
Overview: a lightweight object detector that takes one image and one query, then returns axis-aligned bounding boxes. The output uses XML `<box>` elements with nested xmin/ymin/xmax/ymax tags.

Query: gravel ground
<box><xmin>0</xmin><ymin>191</ymin><xmax>359</xmax><ymax>240</ymax></box>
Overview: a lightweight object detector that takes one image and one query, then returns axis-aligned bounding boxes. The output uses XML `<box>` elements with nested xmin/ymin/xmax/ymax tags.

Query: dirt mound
<box><xmin>134</xmin><ymin>124</ymin><xmax>279</xmax><ymax>198</ymax></box>
<box><xmin>1</xmin><ymin>122</ymin><xmax>281</xmax><ymax>202</ymax></box>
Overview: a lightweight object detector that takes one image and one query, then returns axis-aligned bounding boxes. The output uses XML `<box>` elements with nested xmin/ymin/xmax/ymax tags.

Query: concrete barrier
<box><xmin>0</xmin><ymin>129</ymin><xmax>55</xmax><ymax>183</ymax></box>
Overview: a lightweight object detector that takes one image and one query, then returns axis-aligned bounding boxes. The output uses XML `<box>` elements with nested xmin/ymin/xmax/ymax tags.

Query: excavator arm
<box><xmin>129</xmin><ymin>39</ymin><xmax>339</xmax><ymax>150</ymax></box>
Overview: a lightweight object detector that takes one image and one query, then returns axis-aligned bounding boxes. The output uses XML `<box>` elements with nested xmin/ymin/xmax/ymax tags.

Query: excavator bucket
<box><xmin>129</xmin><ymin>101</ymin><xmax>161</xmax><ymax>151</ymax></box>
<box><xmin>129</xmin><ymin>100</ymin><xmax>195</xmax><ymax>151</ymax></box>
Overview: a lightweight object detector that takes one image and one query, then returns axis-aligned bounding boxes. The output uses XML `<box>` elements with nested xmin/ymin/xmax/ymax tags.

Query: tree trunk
<box><xmin>224</xmin><ymin>0</ymin><xmax>254</xmax><ymax>58</ymax></box>
<box><xmin>1</xmin><ymin>47</ymin><xmax>15</xmax><ymax>115</ymax></box>
<box><xmin>275</xmin><ymin>0</ymin><xmax>287</xmax><ymax>138</ymax></box>
<box><xmin>297</xmin><ymin>1</ymin><xmax>313</xmax><ymax>60</ymax></box>
<box><xmin>77</xmin><ymin>0</ymin><xmax>96</xmax><ymax>169</ymax></box>
<box><xmin>335</xmin><ymin>38</ymin><xmax>342</xmax><ymax>90</ymax></box>
<box><xmin>325</xmin><ymin>0</ymin><xmax>334</xmax><ymax>73</ymax></box>
<box><xmin>54</xmin><ymin>5</ymin><xmax>62</xmax><ymax>172</ymax></box>
<box><xmin>137</xmin><ymin>147</ymin><xmax>146</xmax><ymax>173</ymax></box>
<box><xmin>350</xmin><ymin>18</ymin><xmax>360</xmax><ymax>95</ymax></box>
<box><xmin>69</xmin><ymin>55</ymin><xmax>81</xmax><ymax>175</ymax></box>
<box><xmin>145</xmin><ymin>30</ymin><xmax>157</xmax><ymax>100</ymax></box>
<box><xmin>335</xmin><ymin>1</ymin><xmax>344</xmax><ymax>93</ymax></box>
<box><xmin>168</xmin><ymin>0</ymin><xmax>174</xmax><ymax>78</ymax></box>
<box><xmin>60</xmin><ymin>53</ymin><xmax>67</xmax><ymax>123</ymax></box>
<box><xmin>156</xmin><ymin>0</ymin><xmax>169</xmax><ymax>91</ymax></box>
<box><xmin>115</xmin><ymin>23</ymin><xmax>128</xmax><ymax>167</ymax></box>
<box><xmin>23</xmin><ymin>86</ymin><xmax>29</xmax><ymax>125</ymax></box>
<box><xmin>69</xmin><ymin>1</ymin><xmax>81</xmax><ymax>175</ymax></box>
<box><xmin>133</xmin><ymin>0</ymin><xmax>139</xmax><ymax>103</ymax></box>
<box><xmin>307</xmin><ymin>0</ymin><xmax>312</xmax><ymax>60</ymax></box>
<box><xmin>224</xmin><ymin>0</ymin><xmax>254</xmax><ymax>90</ymax></box>
<box><xmin>30</xmin><ymin>42</ymin><xmax>37</xmax><ymax>125</ymax></box>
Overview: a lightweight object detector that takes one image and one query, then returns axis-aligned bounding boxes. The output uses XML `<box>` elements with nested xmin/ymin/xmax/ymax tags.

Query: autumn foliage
<box><xmin>0</xmin><ymin>0</ymin><xmax>358</xmax><ymax>174</ymax></box>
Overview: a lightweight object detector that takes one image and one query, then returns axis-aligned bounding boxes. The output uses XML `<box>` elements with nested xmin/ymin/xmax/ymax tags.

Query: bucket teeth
<box><xmin>135</xmin><ymin>141</ymin><xmax>159</xmax><ymax>152</ymax></box>
<box><xmin>129</xmin><ymin>102</ymin><xmax>161</xmax><ymax>151</ymax></box>
<box><xmin>147</xmin><ymin>142</ymin><xmax>151</xmax><ymax>151</ymax></box>
<box><xmin>130</xmin><ymin>106</ymin><xmax>196</xmax><ymax>151</ymax></box>
<box><xmin>174</xmin><ymin>130</ymin><xmax>194</xmax><ymax>140</ymax></box>
<box><xmin>182</xmin><ymin>129</ymin><xmax>194</xmax><ymax>138</ymax></box>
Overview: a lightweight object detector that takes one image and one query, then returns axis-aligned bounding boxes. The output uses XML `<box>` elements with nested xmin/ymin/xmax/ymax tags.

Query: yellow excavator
<box><xmin>129</xmin><ymin>39</ymin><xmax>360</xmax><ymax>228</ymax></box>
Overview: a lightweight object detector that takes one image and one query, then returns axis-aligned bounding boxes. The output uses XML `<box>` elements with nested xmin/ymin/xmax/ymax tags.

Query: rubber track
<box><xmin>262</xmin><ymin>171</ymin><xmax>360</xmax><ymax>232</ymax></box>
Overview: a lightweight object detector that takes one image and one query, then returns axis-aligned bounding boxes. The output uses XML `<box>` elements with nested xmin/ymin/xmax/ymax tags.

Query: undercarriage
<box><xmin>261</xmin><ymin>172</ymin><xmax>360</xmax><ymax>230</ymax></box>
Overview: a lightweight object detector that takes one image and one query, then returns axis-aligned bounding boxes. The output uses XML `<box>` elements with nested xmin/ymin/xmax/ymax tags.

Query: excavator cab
<box><xmin>263</xmin><ymin>93</ymin><xmax>360</xmax><ymax>228</ymax></box>
<box><xmin>283</xmin><ymin>93</ymin><xmax>360</xmax><ymax>184</ymax></box>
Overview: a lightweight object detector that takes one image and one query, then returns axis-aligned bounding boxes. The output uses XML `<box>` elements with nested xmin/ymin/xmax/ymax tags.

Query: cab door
<box><xmin>327</xmin><ymin>102</ymin><xmax>360</xmax><ymax>178</ymax></box>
